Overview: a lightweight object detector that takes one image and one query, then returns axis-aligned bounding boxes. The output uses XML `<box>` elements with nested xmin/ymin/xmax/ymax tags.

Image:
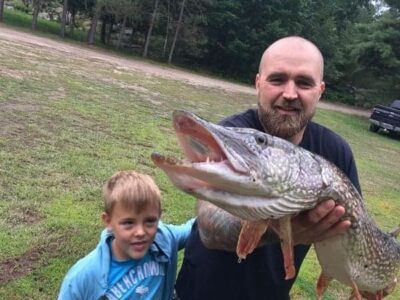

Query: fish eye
<box><xmin>255</xmin><ymin>134</ymin><xmax>267</xmax><ymax>145</ymax></box>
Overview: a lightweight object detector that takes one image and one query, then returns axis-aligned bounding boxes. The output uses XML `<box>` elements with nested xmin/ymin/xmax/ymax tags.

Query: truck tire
<box><xmin>369</xmin><ymin>124</ymin><xmax>379</xmax><ymax>132</ymax></box>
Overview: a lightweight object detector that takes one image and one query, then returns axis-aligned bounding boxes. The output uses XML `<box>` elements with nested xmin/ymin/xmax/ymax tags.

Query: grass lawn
<box><xmin>0</xmin><ymin>25</ymin><xmax>399</xmax><ymax>299</ymax></box>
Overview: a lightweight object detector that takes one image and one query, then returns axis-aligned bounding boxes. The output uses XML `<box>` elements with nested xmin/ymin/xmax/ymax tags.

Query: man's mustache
<box><xmin>275</xmin><ymin>100</ymin><xmax>303</xmax><ymax>111</ymax></box>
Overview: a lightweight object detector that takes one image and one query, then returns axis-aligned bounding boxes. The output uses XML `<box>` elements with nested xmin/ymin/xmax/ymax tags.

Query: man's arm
<box><xmin>197</xmin><ymin>199</ymin><xmax>350</xmax><ymax>251</ymax></box>
<box><xmin>196</xmin><ymin>200</ymin><xmax>244</xmax><ymax>251</ymax></box>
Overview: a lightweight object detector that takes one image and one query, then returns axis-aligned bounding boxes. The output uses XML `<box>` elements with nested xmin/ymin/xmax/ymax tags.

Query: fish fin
<box><xmin>387</xmin><ymin>225</ymin><xmax>400</xmax><ymax>238</ymax></box>
<box><xmin>363</xmin><ymin>278</ymin><xmax>397</xmax><ymax>299</ymax></box>
<box><xmin>349</xmin><ymin>281</ymin><xmax>362</xmax><ymax>300</ymax></box>
<box><xmin>358</xmin><ymin>290</ymin><xmax>382</xmax><ymax>300</ymax></box>
<box><xmin>357</xmin><ymin>278</ymin><xmax>397</xmax><ymax>300</ymax></box>
<box><xmin>375</xmin><ymin>290</ymin><xmax>383</xmax><ymax>300</ymax></box>
<box><xmin>279</xmin><ymin>216</ymin><xmax>296</xmax><ymax>280</ymax></box>
<box><xmin>236</xmin><ymin>220</ymin><xmax>269</xmax><ymax>260</ymax></box>
<box><xmin>316</xmin><ymin>271</ymin><xmax>332</xmax><ymax>300</ymax></box>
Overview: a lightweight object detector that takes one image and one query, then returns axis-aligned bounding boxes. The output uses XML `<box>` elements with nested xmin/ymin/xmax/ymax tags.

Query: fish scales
<box><xmin>152</xmin><ymin>110</ymin><xmax>400</xmax><ymax>298</ymax></box>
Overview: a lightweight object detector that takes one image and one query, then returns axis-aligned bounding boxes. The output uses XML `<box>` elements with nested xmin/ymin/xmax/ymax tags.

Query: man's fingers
<box><xmin>291</xmin><ymin>200</ymin><xmax>351</xmax><ymax>245</ymax></box>
<box><xmin>311</xmin><ymin>205</ymin><xmax>346</xmax><ymax>235</ymax></box>
<box><xmin>292</xmin><ymin>200</ymin><xmax>336</xmax><ymax>232</ymax></box>
<box><xmin>307</xmin><ymin>200</ymin><xmax>336</xmax><ymax>224</ymax></box>
<box><xmin>294</xmin><ymin>219</ymin><xmax>350</xmax><ymax>245</ymax></box>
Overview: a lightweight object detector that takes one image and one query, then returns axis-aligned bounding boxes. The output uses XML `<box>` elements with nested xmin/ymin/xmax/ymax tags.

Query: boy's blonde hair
<box><xmin>103</xmin><ymin>171</ymin><xmax>161</xmax><ymax>216</ymax></box>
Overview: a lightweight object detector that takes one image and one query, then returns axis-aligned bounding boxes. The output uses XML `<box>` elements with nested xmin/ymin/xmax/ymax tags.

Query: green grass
<box><xmin>0</xmin><ymin>24</ymin><xmax>399</xmax><ymax>299</ymax></box>
<box><xmin>3</xmin><ymin>8</ymin><xmax>87</xmax><ymax>42</ymax></box>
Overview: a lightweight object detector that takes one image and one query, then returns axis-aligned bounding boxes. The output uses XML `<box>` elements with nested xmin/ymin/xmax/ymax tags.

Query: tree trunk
<box><xmin>0</xmin><ymin>0</ymin><xmax>5</xmax><ymax>22</ymax></box>
<box><xmin>116</xmin><ymin>14</ymin><xmax>128</xmax><ymax>49</ymax></box>
<box><xmin>143</xmin><ymin>0</ymin><xmax>160</xmax><ymax>58</ymax></box>
<box><xmin>162</xmin><ymin>0</ymin><xmax>170</xmax><ymax>58</ymax></box>
<box><xmin>87</xmin><ymin>5</ymin><xmax>102</xmax><ymax>45</ymax></box>
<box><xmin>60</xmin><ymin>0</ymin><xmax>68</xmax><ymax>37</ymax></box>
<box><xmin>106</xmin><ymin>17</ymin><xmax>113</xmax><ymax>45</ymax></box>
<box><xmin>69</xmin><ymin>8</ymin><xmax>76</xmax><ymax>36</ymax></box>
<box><xmin>168</xmin><ymin>0</ymin><xmax>186</xmax><ymax>64</ymax></box>
<box><xmin>100</xmin><ymin>15</ymin><xmax>107</xmax><ymax>44</ymax></box>
<box><xmin>31</xmin><ymin>0</ymin><xmax>41</xmax><ymax>30</ymax></box>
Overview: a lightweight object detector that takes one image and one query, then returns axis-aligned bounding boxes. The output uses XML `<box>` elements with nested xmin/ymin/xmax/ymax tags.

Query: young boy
<box><xmin>58</xmin><ymin>170</ymin><xmax>194</xmax><ymax>300</ymax></box>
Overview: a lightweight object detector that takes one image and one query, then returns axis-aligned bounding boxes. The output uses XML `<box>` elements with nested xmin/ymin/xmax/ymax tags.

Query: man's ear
<box><xmin>102</xmin><ymin>212</ymin><xmax>112</xmax><ymax>228</ymax></box>
<box><xmin>255</xmin><ymin>73</ymin><xmax>261</xmax><ymax>90</ymax></box>
<box><xmin>320</xmin><ymin>81</ymin><xmax>326</xmax><ymax>95</ymax></box>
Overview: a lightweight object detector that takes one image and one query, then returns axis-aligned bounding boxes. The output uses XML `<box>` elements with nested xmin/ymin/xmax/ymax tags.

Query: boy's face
<box><xmin>102</xmin><ymin>202</ymin><xmax>160</xmax><ymax>261</ymax></box>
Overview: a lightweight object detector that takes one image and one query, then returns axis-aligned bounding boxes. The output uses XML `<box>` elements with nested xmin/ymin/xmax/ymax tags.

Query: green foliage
<box><xmin>200</xmin><ymin>0</ymin><xmax>304</xmax><ymax>81</ymax></box>
<box><xmin>344</xmin><ymin>10</ymin><xmax>400</xmax><ymax>106</ymax></box>
<box><xmin>10</xmin><ymin>0</ymin><xmax>32</xmax><ymax>13</ymax></box>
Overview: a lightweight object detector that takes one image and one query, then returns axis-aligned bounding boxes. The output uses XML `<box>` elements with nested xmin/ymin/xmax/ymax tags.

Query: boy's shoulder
<box><xmin>152</xmin><ymin>219</ymin><xmax>195</xmax><ymax>254</ymax></box>
<box><xmin>62</xmin><ymin>230</ymin><xmax>111</xmax><ymax>286</ymax></box>
<box><xmin>157</xmin><ymin>219</ymin><xmax>195</xmax><ymax>237</ymax></box>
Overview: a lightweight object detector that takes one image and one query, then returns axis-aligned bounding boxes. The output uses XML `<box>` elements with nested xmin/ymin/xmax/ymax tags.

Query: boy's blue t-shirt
<box><xmin>106</xmin><ymin>252</ymin><xmax>166</xmax><ymax>300</ymax></box>
<box><xmin>57</xmin><ymin>218</ymin><xmax>195</xmax><ymax>300</ymax></box>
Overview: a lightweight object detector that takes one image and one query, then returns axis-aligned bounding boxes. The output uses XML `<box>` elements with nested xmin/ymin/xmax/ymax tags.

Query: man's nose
<box><xmin>282</xmin><ymin>81</ymin><xmax>298</xmax><ymax>100</ymax></box>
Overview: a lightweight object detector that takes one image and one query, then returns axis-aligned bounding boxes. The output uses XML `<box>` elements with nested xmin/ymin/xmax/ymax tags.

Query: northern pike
<box><xmin>151</xmin><ymin>110</ymin><xmax>400</xmax><ymax>300</ymax></box>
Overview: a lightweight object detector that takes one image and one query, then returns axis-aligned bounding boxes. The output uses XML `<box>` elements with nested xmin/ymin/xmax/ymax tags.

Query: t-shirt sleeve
<box><xmin>342</xmin><ymin>141</ymin><xmax>362</xmax><ymax>195</ymax></box>
<box><xmin>165</xmin><ymin>218</ymin><xmax>196</xmax><ymax>249</ymax></box>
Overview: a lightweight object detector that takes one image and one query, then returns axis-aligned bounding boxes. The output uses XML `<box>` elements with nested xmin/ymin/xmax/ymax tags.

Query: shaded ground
<box><xmin>0</xmin><ymin>24</ymin><xmax>371</xmax><ymax>118</ymax></box>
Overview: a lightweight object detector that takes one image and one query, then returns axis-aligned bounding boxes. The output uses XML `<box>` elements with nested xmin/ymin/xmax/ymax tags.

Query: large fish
<box><xmin>151</xmin><ymin>110</ymin><xmax>400</xmax><ymax>300</ymax></box>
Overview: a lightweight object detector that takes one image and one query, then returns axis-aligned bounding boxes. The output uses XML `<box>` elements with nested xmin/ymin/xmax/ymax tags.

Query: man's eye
<box><xmin>296</xmin><ymin>80</ymin><xmax>314</xmax><ymax>89</ymax></box>
<box><xmin>269</xmin><ymin>78</ymin><xmax>284</xmax><ymax>85</ymax></box>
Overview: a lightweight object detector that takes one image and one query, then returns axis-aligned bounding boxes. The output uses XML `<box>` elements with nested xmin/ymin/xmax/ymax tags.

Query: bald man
<box><xmin>175</xmin><ymin>36</ymin><xmax>361</xmax><ymax>300</ymax></box>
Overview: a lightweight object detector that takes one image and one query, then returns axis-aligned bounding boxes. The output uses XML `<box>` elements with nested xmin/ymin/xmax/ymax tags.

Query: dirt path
<box><xmin>0</xmin><ymin>24</ymin><xmax>371</xmax><ymax>117</ymax></box>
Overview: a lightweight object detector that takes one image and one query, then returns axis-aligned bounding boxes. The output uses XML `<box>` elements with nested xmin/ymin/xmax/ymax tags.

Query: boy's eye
<box><xmin>145</xmin><ymin>217</ymin><xmax>158</xmax><ymax>226</ymax></box>
<box><xmin>121</xmin><ymin>221</ymin><xmax>134</xmax><ymax>227</ymax></box>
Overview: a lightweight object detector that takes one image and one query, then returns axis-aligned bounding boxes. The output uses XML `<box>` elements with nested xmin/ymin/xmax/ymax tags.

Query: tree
<box><xmin>31</xmin><ymin>0</ymin><xmax>42</xmax><ymax>30</ymax></box>
<box><xmin>168</xmin><ymin>0</ymin><xmax>186</xmax><ymax>64</ymax></box>
<box><xmin>199</xmin><ymin>0</ymin><xmax>303</xmax><ymax>80</ymax></box>
<box><xmin>346</xmin><ymin>10</ymin><xmax>400</xmax><ymax>105</ymax></box>
<box><xmin>143</xmin><ymin>0</ymin><xmax>160</xmax><ymax>57</ymax></box>
<box><xmin>88</xmin><ymin>0</ymin><xmax>104</xmax><ymax>44</ymax></box>
<box><xmin>102</xmin><ymin>0</ymin><xmax>141</xmax><ymax>49</ymax></box>
<box><xmin>0</xmin><ymin>0</ymin><xmax>4</xmax><ymax>22</ymax></box>
<box><xmin>68</xmin><ymin>0</ymin><xmax>97</xmax><ymax>36</ymax></box>
<box><xmin>60</xmin><ymin>0</ymin><xmax>68</xmax><ymax>37</ymax></box>
<box><xmin>162</xmin><ymin>0</ymin><xmax>171</xmax><ymax>58</ymax></box>
<box><xmin>384</xmin><ymin>0</ymin><xmax>400</xmax><ymax>11</ymax></box>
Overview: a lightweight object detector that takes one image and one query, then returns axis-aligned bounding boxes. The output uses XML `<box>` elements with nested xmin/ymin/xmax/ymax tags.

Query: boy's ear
<box><xmin>102</xmin><ymin>212</ymin><xmax>112</xmax><ymax>228</ymax></box>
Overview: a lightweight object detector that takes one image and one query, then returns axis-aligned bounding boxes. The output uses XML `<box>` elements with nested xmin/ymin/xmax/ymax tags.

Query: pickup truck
<box><xmin>369</xmin><ymin>99</ymin><xmax>400</xmax><ymax>135</ymax></box>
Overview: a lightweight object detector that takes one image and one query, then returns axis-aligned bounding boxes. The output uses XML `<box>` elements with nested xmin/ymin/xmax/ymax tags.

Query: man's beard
<box><xmin>257</xmin><ymin>100</ymin><xmax>315</xmax><ymax>139</ymax></box>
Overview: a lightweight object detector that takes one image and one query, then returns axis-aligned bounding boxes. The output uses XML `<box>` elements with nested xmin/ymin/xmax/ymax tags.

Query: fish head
<box><xmin>152</xmin><ymin>110</ymin><xmax>322</xmax><ymax>220</ymax></box>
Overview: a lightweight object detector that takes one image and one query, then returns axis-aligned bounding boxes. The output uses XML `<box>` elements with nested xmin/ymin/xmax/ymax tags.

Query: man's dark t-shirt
<box><xmin>175</xmin><ymin>109</ymin><xmax>361</xmax><ymax>300</ymax></box>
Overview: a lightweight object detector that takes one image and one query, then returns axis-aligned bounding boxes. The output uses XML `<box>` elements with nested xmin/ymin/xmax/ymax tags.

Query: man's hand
<box><xmin>274</xmin><ymin>200</ymin><xmax>351</xmax><ymax>245</ymax></box>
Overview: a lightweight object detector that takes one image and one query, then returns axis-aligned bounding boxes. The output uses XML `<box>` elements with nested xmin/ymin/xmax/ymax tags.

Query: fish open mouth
<box><xmin>171</xmin><ymin>110</ymin><xmax>229</xmax><ymax>168</ymax></box>
<box><xmin>151</xmin><ymin>110</ymin><xmax>249</xmax><ymax>192</ymax></box>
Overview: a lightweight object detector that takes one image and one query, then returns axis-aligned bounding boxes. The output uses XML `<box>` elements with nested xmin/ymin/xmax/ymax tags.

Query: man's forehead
<box><xmin>267</xmin><ymin>37</ymin><xmax>321</xmax><ymax>55</ymax></box>
<box><xmin>261</xmin><ymin>46</ymin><xmax>323</xmax><ymax>79</ymax></box>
